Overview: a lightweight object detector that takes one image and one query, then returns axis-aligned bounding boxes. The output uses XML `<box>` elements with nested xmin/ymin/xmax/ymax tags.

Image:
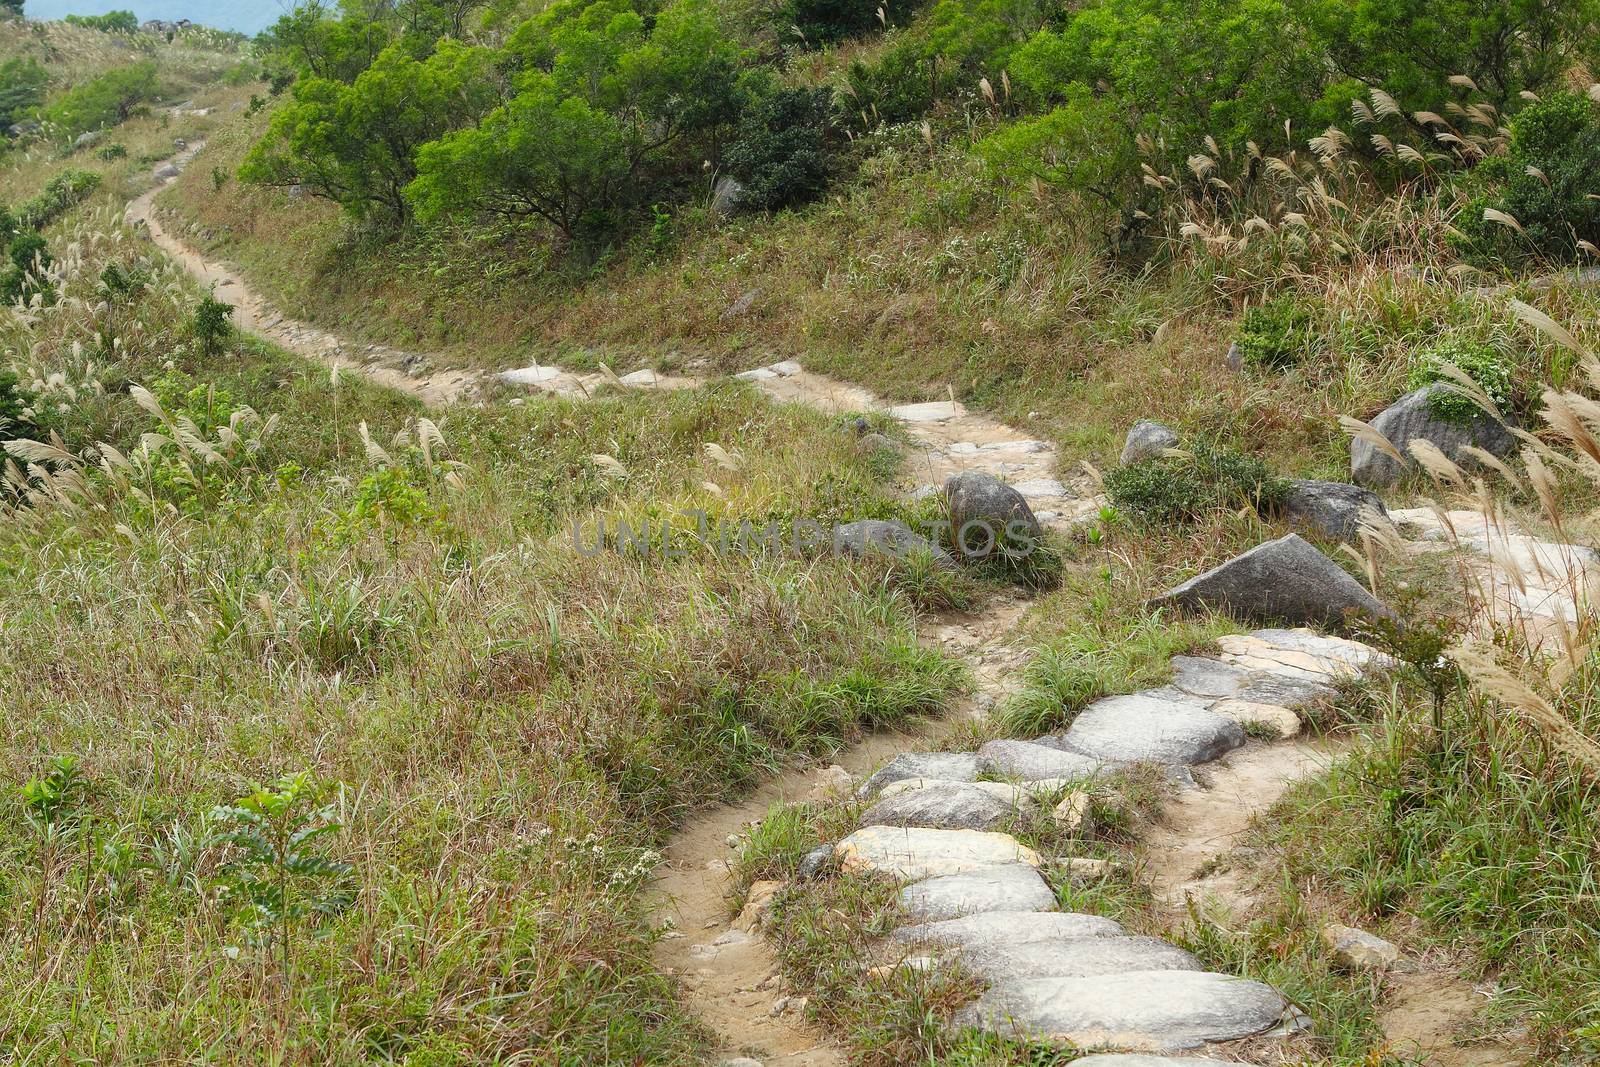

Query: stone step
<box><xmin>833</xmin><ymin>826</ymin><xmax>1040</xmax><ymax>880</ymax></box>
<box><xmin>946</xmin><ymin>933</ymin><xmax>1201</xmax><ymax>983</ymax></box>
<box><xmin>957</xmin><ymin>969</ymin><xmax>1286</xmax><ymax>1052</ymax></box>
<box><xmin>1045</xmin><ymin>694</ymin><xmax>1246</xmax><ymax>765</ymax></box>
<box><xmin>861</xmin><ymin>780</ymin><xmax>1034</xmax><ymax>831</ymax></box>
<box><xmin>978</xmin><ymin>739</ymin><xmax>1110</xmax><ymax>782</ymax></box>
<box><xmin>898</xmin><ymin>864</ymin><xmax>1056</xmax><ymax>921</ymax></box>
<box><xmin>895</xmin><ymin>910</ymin><xmax>1125</xmax><ymax>949</ymax></box>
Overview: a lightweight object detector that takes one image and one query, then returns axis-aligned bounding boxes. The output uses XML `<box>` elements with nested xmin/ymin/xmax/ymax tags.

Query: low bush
<box><xmin>18</xmin><ymin>170</ymin><xmax>102</xmax><ymax>229</ymax></box>
<box><xmin>1453</xmin><ymin>92</ymin><xmax>1600</xmax><ymax>266</ymax></box>
<box><xmin>64</xmin><ymin>9</ymin><xmax>138</xmax><ymax>32</ymax></box>
<box><xmin>0</xmin><ymin>56</ymin><xmax>46</xmax><ymax>131</ymax></box>
<box><xmin>1407</xmin><ymin>336</ymin><xmax>1518</xmax><ymax>424</ymax></box>
<box><xmin>1233</xmin><ymin>294</ymin><xmax>1321</xmax><ymax>371</ymax></box>
<box><xmin>1105</xmin><ymin>439</ymin><xmax>1289</xmax><ymax>524</ymax></box>
<box><xmin>0</xmin><ymin>369</ymin><xmax>34</xmax><ymax>440</ymax></box>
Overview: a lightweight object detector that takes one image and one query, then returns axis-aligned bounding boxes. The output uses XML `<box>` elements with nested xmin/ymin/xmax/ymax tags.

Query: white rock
<box><xmin>617</xmin><ymin>368</ymin><xmax>659</xmax><ymax>386</ymax></box>
<box><xmin>959</xmin><ymin>969</ymin><xmax>1286</xmax><ymax>1051</ymax></box>
<box><xmin>735</xmin><ymin>880</ymin><xmax>786</xmax><ymax>932</ymax></box>
<box><xmin>735</xmin><ymin>367</ymin><xmax>778</xmax><ymax>381</ymax></box>
<box><xmin>1011</xmin><ymin>478</ymin><xmax>1070</xmax><ymax>498</ymax></box>
<box><xmin>499</xmin><ymin>365</ymin><xmax>564</xmax><ymax>385</ymax></box>
<box><xmin>980</xmin><ymin>739</ymin><xmax>1108</xmax><ymax>782</ymax></box>
<box><xmin>896</xmin><ymin>910</ymin><xmax>1124</xmax><ymax>950</ymax></box>
<box><xmin>768</xmin><ymin>360</ymin><xmax>803</xmax><ymax>376</ymax></box>
<box><xmin>889</xmin><ymin>400</ymin><xmax>965</xmax><ymax>422</ymax></box>
<box><xmin>834</xmin><ymin>826</ymin><xmax>1040</xmax><ymax>880</ymax></box>
<box><xmin>1055</xmin><ymin>694</ymin><xmax>1246</xmax><ymax>765</ymax></box>
<box><xmin>1051</xmin><ymin>791</ymin><xmax>1091</xmax><ymax>830</ymax></box>
<box><xmin>898</xmin><ymin>864</ymin><xmax>1057</xmax><ymax>921</ymax></box>
<box><xmin>953</xmin><ymin>934</ymin><xmax>1200</xmax><ymax>983</ymax></box>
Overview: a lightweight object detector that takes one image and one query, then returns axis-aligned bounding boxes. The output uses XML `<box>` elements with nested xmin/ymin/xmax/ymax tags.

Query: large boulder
<box><xmin>711</xmin><ymin>175</ymin><xmax>746</xmax><ymax>219</ymax></box>
<box><xmin>1120</xmin><ymin>419</ymin><xmax>1179</xmax><ymax>465</ymax></box>
<box><xmin>945</xmin><ymin>470</ymin><xmax>1041</xmax><ymax>554</ymax></box>
<box><xmin>1351</xmin><ymin>385</ymin><xmax>1516</xmax><ymax>487</ymax></box>
<box><xmin>832</xmin><ymin>520</ymin><xmax>953</xmax><ymax>567</ymax></box>
<box><xmin>1284</xmin><ymin>478</ymin><xmax>1390</xmax><ymax>541</ymax></box>
<box><xmin>1148</xmin><ymin>533</ymin><xmax>1391</xmax><ymax>628</ymax></box>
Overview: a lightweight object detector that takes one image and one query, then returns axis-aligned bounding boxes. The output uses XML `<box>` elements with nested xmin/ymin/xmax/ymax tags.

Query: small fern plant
<box><xmin>208</xmin><ymin>772</ymin><xmax>356</xmax><ymax>973</ymax></box>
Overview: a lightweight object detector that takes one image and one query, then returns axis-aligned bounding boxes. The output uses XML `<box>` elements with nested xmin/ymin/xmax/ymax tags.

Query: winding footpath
<box><xmin>123</xmin><ymin>147</ymin><xmax>1577</xmax><ymax>1065</ymax></box>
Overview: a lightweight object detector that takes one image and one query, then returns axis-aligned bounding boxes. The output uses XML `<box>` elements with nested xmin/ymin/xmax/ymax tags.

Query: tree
<box><xmin>42</xmin><ymin>62</ymin><xmax>161</xmax><ymax>136</ymax></box>
<box><xmin>0</xmin><ymin>57</ymin><xmax>47</xmax><ymax>131</ymax></box>
<box><xmin>240</xmin><ymin>39</ymin><xmax>499</xmax><ymax>224</ymax></box>
<box><xmin>410</xmin><ymin>0</ymin><xmax>742</xmax><ymax>239</ymax></box>
<box><xmin>723</xmin><ymin>84</ymin><xmax>837</xmax><ymax>211</ymax></box>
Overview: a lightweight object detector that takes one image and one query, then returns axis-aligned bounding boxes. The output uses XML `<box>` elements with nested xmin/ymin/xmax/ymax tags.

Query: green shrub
<box><xmin>1234</xmin><ymin>294</ymin><xmax>1320</xmax><ymax>370</ymax></box>
<box><xmin>18</xmin><ymin>169</ymin><xmax>102</xmax><ymax>228</ymax></box>
<box><xmin>1407</xmin><ymin>336</ymin><xmax>1517</xmax><ymax>424</ymax></box>
<box><xmin>723</xmin><ymin>86</ymin><xmax>837</xmax><ymax>212</ymax></box>
<box><xmin>42</xmin><ymin>62</ymin><xmax>161</xmax><ymax>136</ymax></box>
<box><xmin>0</xmin><ymin>57</ymin><xmax>47</xmax><ymax>131</ymax></box>
<box><xmin>1105</xmin><ymin>439</ymin><xmax>1289</xmax><ymax>524</ymax></box>
<box><xmin>64</xmin><ymin>9</ymin><xmax>139</xmax><ymax>32</ymax></box>
<box><xmin>777</xmin><ymin>0</ymin><xmax>884</xmax><ymax>46</ymax></box>
<box><xmin>96</xmin><ymin>142</ymin><xmax>128</xmax><ymax>160</ymax></box>
<box><xmin>1</xmin><ymin>231</ymin><xmax>53</xmax><ymax>304</ymax></box>
<box><xmin>0</xmin><ymin>369</ymin><xmax>35</xmax><ymax>441</ymax></box>
<box><xmin>843</xmin><ymin>41</ymin><xmax>939</xmax><ymax>125</ymax></box>
<box><xmin>191</xmin><ymin>295</ymin><xmax>235</xmax><ymax>357</ymax></box>
<box><xmin>1453</xmin><ymin>92</ymin><xmax>1600</xmax><ymax>265</ymax></box>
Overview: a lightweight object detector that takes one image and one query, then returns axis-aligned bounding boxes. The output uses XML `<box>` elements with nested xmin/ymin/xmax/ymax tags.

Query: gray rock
<box><xmin>1284</xmin><ymin>478</ymin><xmax>1390</xmax><ymax>541</ymax></box>
<box><xmin>898</xmin><ymin>864</ymin><xmax>1056</xmax><ymax>921</ymax></box>
<box><xmin>1236</xmin><ymin>673</ymin><xmax>1336</xmax><ymax>709</ymax></box>
<box><xmin>945</xmin><ymin>471</ymin><xmax>1042</xmax><ymax>553</ymax></box>
<box><xmin>959</xmin><ymin>969</ymin><xmax>1286</xmax><ymax>1051</ymax></box>
<box><xmin>979</xmin><ymin>739</ymin><xmax>1108</xmax><ymax>782</ymax></box>
<box><xmin>954</xmin><ymin>934</ymin><xmax>1201</xmax><ymax>983</ymax></box>
<box><xmin>719</xmin><ymin>287</ymin><xmax>762</xmax><ymax>321</ymax></box>
<box><xmin>1120</xmin><ymin>419</ymin><xmax>1179</xmax><ymax>465</ymax></box>
<box><xmin>1351</xmin><ymin>385</ymin><xmax>1517</xmax><ymax>487</ymax></box>
<box><xmin>896</xmin><ymin>910</ymin><xmax>1125</xmax><ymax>949</ymax></box>
<box><xmin>1322</xmin><ymin>924</ymin><xmax>1405</xmax><ymax>971</ymax></box>
<box><xmin>153</xmin><ymin>163</ymin><xmax>180</xmax><ymax>179</ymax></box>
<box><xmin>858</xmin><ymin>752</ymin><xmax>982</xmax><ymax>797</ymax></box>
<box><xmin>858</xmin><ymin>431</ymin><xmax>901</xmax><ymax>458</ymax></box>
<box><xmin>1149</xmin><ymin>534</ymin><xmax>1392</xmax><ymax>628</ymax></box>
<box><xmin>862</xmin><ymin>781</ymin><xmax>1027</xmax><ymax>831</ymax></box>
<box><xmin>74</xmin><ymin>131</ymin><xmax>100</xmax><ymax>149</ymax></box>
<box><xmin>1168</xmin><ymin>656</ymin><xmax>1248</xmax><ymax>700</ymax></box>
<box><xmin>796</xmin><ymin>844</ymin><xmax>833</xmax><ymax>881</ymax></box>
<box><xmin>832</xmin><ymin>520</ymin><xmax>953</xmax><ymax>567</ymax></box>
<box><xmin>711</xmin><ymin>175</ymin><xmax>746</xmax><ymax>219</ymax></box>
<box><xmin>1054</xmin><ymin>694</ymin><xmax>1246</xmax><ymax>765</ymax></box>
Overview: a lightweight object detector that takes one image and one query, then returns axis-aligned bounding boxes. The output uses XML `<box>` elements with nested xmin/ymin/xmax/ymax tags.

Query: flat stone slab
<box><xmin>896</xmin><ymin>910</ymin><xmax>1125</xmax><ymax>949</ymax></box>
<box><xmin>1012</xmin><ymin>478</ymin><xmax>1070</xmax><ymax>499</ymax></box>
<box><xmin>499</xmin><ymin>365</ymin><xmax>565</xmax><ymax>384</ymax></box>
<box><xmin>889</xmin><ymin>400</ymin><xmax>966</xmax><ymax>422</ymax></box>
<box><xmin>1054</xmin><ymin>694</ymin><xmax>1247</xmax><ymax>765</ymax></box>
<box><xmin>1210</xmin><ymin>699</ymin><xmax>1301</xmax><ymax>738</ymax></box>
<box><xmin>959</xmin><ymin>969</ymin><xmax>1286</xmax><ymax>1051</ymax></box>
<box><xmin>1235</xmin><ymin>673</ymin><xmax>1335</xmax><ymax>709</ymax></box>
<box><xmin>980</xmin><ymin>739</ymin><xmax>1109</xmax><ymax>782</ymax></box>
<box><xmin>859</xmin><ymin>752</ymin><xmax>982</xmax><ymax>797</ymax></box>
<box><xmin>898</xmin><ymin>864</ymin><xmax>1056</xmax><ymax>922</ymax></box>
<box><xmin>1168</xmin><ymin>656</ymin><xmax>1248</xmax><ymax>699</ymax></box>
<box><xmin>953</xmin><ymin>934</ymin><xmax>1201</xmax><ymax>983</ymax></box>
<box><xmin>834</xmin><ymin>826</ymin><xmax>1041</xmax><ymax>880</ymax></box>
<box><xmin>862</xmin><ymin>781</ymin><xmax>1031</xmax><ymax>831</ymax></box>
<box><xmin>617</xmin><ymin>368</ymin><xmax>660</xmax><ymax>386</ymax></box>
<box><xmin>734</xmin><ymin>367</ymin><xmax>779</xmax><ymax>381</ymax></box>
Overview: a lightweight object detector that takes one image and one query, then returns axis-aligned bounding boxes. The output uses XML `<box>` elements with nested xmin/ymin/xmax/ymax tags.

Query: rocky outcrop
<box><xmin>1351</xmin><ymin>385</ymin><xmax>1516</xmax><ymax>487</ymax></box>
<box><xmin>1149</xmin><ymin>534</ymin><xmax>1392</xmax><ymax>628</ymax></box>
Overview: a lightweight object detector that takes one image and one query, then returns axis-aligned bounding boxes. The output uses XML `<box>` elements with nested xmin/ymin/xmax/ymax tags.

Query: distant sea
<box><xmin>24</xmin><ymin>0</ymin><xmax>294</xmax><ymax>35</ymax></box>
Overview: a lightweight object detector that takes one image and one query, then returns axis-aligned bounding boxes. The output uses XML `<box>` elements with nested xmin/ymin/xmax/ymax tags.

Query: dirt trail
<box><xmin>126</xmin><ymin>144</ymin><xmax>1536</xmax><ymax>1066</ymax></box>
<box><xmin>125</xmin><ymin>145</ymin><xmax>482</xmax><ymax>406</ymax></box>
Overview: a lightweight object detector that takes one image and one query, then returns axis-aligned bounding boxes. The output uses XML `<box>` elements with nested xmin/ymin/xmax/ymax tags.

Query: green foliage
<box><xmin>2</xmin><ymin>231</ymin><xmax>53</xmax><ymax>305</ymax></box>
<box><xmin>18</xmin><ymin>169</ymin><xmax>102</xmax><ymax>229</ymax></box>
<box><xmin>408</xmin><ymin>0</ymin><xmax>742</xmax><ymax>239</ymax></box>
<box><xmin>42</xmin><ymin>62</ymin><xmax>161</xmax><ymax>136</ymax></box>
<box><xmin>0</xmin><ymin>56</ymin><xmax>47</xmax><ymax>131</ymax></box>
<box><xmin>1294</xmin><ymin>0</ymin><xmax>1600</xmax><ymax>113</ymax></box>
<box><xmin>843</xmin><ymin>40</ymin><xmax>938</xmax><ymax>125</ymax></box>
<box><xmin>723</xmin><ymin>85</ymin><xmax>836</xmax><ymax>212</ymax></box>
<box><xmin>0</xmin><ymin>369</ymin><xmax>34</xmax><ymax>441</ymax></box>
<box><xmin>1105</xmin><ymin>439</ymin><xmax>1289</xmax><ymax>524</ymax></box>
<box><xmin>1234</xmin><ymin>293</ymin><xmax>1320</xmax><ymax>370</ymax></box>
<box><xmin>20</xmin><ymin>755</ymin><xmax>87</xmax><ymax>831</ymax></box>
<box><xmin>1454</xmin><ymin>92</ymin><xmax>1600</xmax><ymax>265</ymax></box>
<box><xmin>95</xmin><ymin>141</ymin><xmax>128</xmax><ymax>160</ymax></box>
<box><xmin>258</xmin><ymin>0</ymin><xmax>394</xmax><ymax>85</ymax></box>
<box><xmin>974</xmin><ymin>87</ymin><xmax>1137</xmax><ymax>205</ymax></box>
<box><xmin>64</xmin><ymin>9</ymin><xmax>139</xmax><ymax>32</ymax></box>
<box><xmin>1407</xmin><ymin>336</ymin><xmax>1517</xmax><ymax>424</ymax></box>
<box><xmin>208</xmin><ymin>772</ymin><xmax>357</xmax><ymax>968</ymax></box>
<box><xmin>1010</xmin><ymin>0</ymin><xmax>1331</xmax><ymax>159</ymax></box>
<box><xmin>190</xmin><ymin>294</ymin><xmax>235</xmax><ymax>357</ymax></box>
<box><xmin>777</xmin><ymin>0</ymin><xmax>885</xmax><ymax>46</ymax></box>
<box><xmin>242</xmin><ymin>39</ymin><xmax>498</xmax><ymax>224</ymax></box>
